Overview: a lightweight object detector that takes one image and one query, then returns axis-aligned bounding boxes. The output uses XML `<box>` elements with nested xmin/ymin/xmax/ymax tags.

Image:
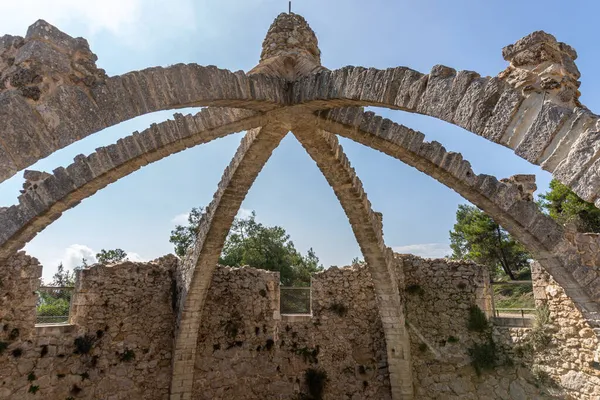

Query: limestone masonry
<box><xmin>1</xmin><ymin>11</ymin><xmax>600</xmax><ymax>400</ymax></box>
<box><xmin>1</xmin><ymin>253</ymin><xmax>598</xmax><ymax>398</ymax></box>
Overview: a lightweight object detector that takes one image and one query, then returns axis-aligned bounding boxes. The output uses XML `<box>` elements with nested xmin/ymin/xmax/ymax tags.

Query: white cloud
<box><xmin>125</xmin><ymin>252</ymin><xmax>146</xmax><ymax>262</ymax></box>
<box><xmin>59</xmin><ymin>244</ymin><xmax>98</xmax><ymax>270</ymax></box>
<box><xmin>237</xmin><ymin>207</ymin><xmax>253</xmax><ymax>219</ymax></box>
<box><xmin>392</xmin><ymin>243</ymin><xmax>451</xmax><ymax>259</ymax></box>
<box><xmin>171</xmin><ymin>213</ymin><xmax>190</xmax><ymax>225</ymax></box>
<box><xmin>55</xmin><ymin>244</ymin><xmax>147</xmax><ymax>270</ymax></box>
<box><xmin>0</xmin><ymin>0</ymin><xmax>197</xmax><ymax>45</ymax></box>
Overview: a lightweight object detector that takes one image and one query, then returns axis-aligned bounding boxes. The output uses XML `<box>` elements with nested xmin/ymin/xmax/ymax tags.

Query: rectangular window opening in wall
<box><xmin>280</xmin><ymin>286</ymin><xmax>312</xmax><ymax>316</ymax></box>
<box><xmin>490</xmin><ymin>279</ymin><xmax>535</xmax><ymax>328</ymax></box>
<box><xmin>35</xmin><ymin>286</ymin><xmax>74</xmax><ymax>326</ymax></box>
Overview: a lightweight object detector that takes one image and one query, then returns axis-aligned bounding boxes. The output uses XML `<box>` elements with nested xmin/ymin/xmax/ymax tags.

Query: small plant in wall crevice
<box><xmin>119</xmin><ymin>349</ymin><xmax>135</xmax><ymax>362</ymax></box>
<box><xmin>74</xmin><ymin>334</ymin><xmax>96</xmax><ymax>355</ymax></box>
<box><xmin>406</xmin><ymin>284</ymin><xmax>425</xmax><ymax>296</ymax></box>
<box><xmin>8</xmin><ymin>328</ymin><xmax>19</xmax><ymax>340</ymax></box>
<box><xmin>304</xmin><ymin>368</ymin><xmax>327</xmax><ymax>400</ymax></box>
<box><xmin>447</xmin><ymin>336</ymin><xmax>459</xmax><ymax>343</ymax></box>
<box><xmin>467</xmin><ymin>305</ymin><xmax>488</xmax><ymax>333</ymax></box>
<box><xmin>468</xmin><ymin>337</ymin><xmax>498</xmax><ymax>376</ymax></box>
<box><xmin>329</xmin><ymin>302</ymin><xmax>348</xmax><ymax>317</ymax></box>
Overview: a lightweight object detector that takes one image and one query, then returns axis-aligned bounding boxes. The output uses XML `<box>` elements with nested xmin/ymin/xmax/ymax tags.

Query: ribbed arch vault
<box><xmin>1</xmin><ymin>11</ymin><xmax>600</xmax><ymax>400</ymax></box>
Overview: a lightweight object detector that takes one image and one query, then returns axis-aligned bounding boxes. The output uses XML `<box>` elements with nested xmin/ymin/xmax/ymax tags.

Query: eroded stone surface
<box><xmin>1</xmin><ymin>12</ymin><xmax>600</xmax><ymax>400</ymax></box>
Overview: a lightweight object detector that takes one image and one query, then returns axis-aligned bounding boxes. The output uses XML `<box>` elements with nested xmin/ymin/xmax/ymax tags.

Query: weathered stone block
<box><xmin>418</xmin><ymin>65</ymin><xmax>456</xmax><ymax>119</ymax></box>
<box><xmin>515</xmin><ymin>102</ymin><xmax>571</xmax><ymax>163</ymax></box>
<box><xmin>554</xmin><ymin>129</ymin><xmax>600</xmax><ymax>189</ymax></box>
<box><xmin>0</xmin><ymin>91</ymin><xmax>52</xmax><ymax>169</ymax></box>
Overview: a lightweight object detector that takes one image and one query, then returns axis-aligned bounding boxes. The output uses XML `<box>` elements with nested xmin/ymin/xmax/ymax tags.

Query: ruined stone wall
<box><xmin>0</xmin><ymin>252</ymin><xmax>597</xmax><ymax>399</ymax></box>
<box><xmin>529</xmin><ymin>261</ymin><xmax>600</xmax><ymax>398</ymax></box>
<box><xmin>402</xmin><ymin>255</ymin><xmax>553</xmax><ymax>399</ymax></box>
<box><xmin>0</xmin><ymin>255</ymin><xmax>177</xmax><ymax>399</ymax></box>
<box><xmin>0</xmin><ymin>252</ymin><xmax>42</xmax><ymax>341</ymax></box>
<box><xmin>192</xmin><ymin>264</ymin><xmax>391</xmax><ymax>400</ymax></box>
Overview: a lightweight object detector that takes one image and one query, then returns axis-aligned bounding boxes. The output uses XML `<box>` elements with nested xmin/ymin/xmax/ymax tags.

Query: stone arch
<box><xmin>313</xmin><ymin>107</ymin><xmax>600</xmax><ymax>329</ymax></box>
<box><xmin>0</xmin><ymin>21</ymin><xmax>287</xmax><ymax>184</ymax></box>
<box><xmin>291</xmin><ymin>31</ymin><xmax>600</xmax><ymax>208</ymax></box>
<box><xmin>0</xmin><ymin>107</ymin><xmax>263</xmax><ymax>260</ymax></box>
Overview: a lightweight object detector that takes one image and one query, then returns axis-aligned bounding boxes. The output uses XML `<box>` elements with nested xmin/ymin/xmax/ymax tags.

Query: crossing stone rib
<box><xmin>292</xmin><ymin>127</ymin><xmax>413</xmax><ymax>398</ymax></box>
<box><xmin>170</xmin><ymin>123</ymin><xmax>288</xmax><ymax>400</ymax></box>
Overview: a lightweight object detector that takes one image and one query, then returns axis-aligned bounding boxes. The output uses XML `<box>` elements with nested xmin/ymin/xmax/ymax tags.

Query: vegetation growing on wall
<box><xmin>467</xmin><ymin>305</ymin><xmax>488</xmax><ymax>332</ymax></box>
<box><xmin>304</xmin><ymin>368</ymin><xmax>327</xmax><ymax>400</ymax></box>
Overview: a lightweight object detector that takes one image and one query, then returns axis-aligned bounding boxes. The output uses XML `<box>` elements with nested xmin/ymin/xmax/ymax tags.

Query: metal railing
<box><xmin>493</xmin><ymin>308</ymin><xmax>536</xmax><ymax>318</ymax></box>
<box><xmin>280</xmin><ymin>287</ymin><xmax>311</xmax><ymax>315</ymax></box>
<box><xmin>490</xmin><ymin>280</ymin><xmax>534</xmax><ymax>319</ymax></box>
<box><xmin>36</xmin><ymin>286</ymin><xmax>74</xmax><ymax>324</ymax></box>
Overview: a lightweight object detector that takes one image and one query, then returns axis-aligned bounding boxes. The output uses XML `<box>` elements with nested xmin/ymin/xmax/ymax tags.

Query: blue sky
<box><xmin>1</xmin><ymin>0</ymin><xmax>599</xmax><ymax>281</ymax></box>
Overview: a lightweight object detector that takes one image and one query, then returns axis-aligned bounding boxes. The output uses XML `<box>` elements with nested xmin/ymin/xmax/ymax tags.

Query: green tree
<box><xmin>449</xmin><ymin>204</ymin><xmax>530</xmax><ymax>280</ymax></box>
<box><xmin>538</xmin><ymin>179</ymin><xmax>600</xmax><ymax>233</ymax></box>
<box><xmin>170</xmin><ymin>208</ymin><xmax>324</xmax><ymax>286</ymax></box>
<box><xmin>96</xmin><ymin>249</ymin><xmax>127</xmax><ymax>264</ymax></box>
<box><xmin>50</xmin><ymin>263</ymin><xmax>75</xmax><ymax>286</ymax></box>
<box><xmin>169</xmin><ymin>207</ymin><xmax>204</xmax><ymax>258</ymax></box>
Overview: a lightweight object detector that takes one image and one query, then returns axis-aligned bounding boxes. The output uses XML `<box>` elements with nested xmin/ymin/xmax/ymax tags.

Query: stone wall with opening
<box><xmin>0</xmin><ymin>253</ymin><xmax>177</xmax><ymax>399</ymax></box>
<box><xmin>0</xmin><ymin>251</ymin><xmax>598</xmax><ymax>399</ymax></box>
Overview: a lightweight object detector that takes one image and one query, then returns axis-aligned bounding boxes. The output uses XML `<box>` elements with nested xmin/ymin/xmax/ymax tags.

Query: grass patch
<box><xmin>493</xmin><ymin>280</ymin><xmax>534</xmax><ymax>309</ymax></box>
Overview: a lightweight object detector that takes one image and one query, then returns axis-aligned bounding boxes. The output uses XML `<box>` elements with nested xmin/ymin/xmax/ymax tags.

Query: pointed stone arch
<box><xmin>0</xmin><ymin>18</ymin><xmax>288</xmax><ymax>184</ymax></box>
<box><xmin>0</xmin><ymin>107</ymin><xmax>263</xmax><ymax>260</ymax></box>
